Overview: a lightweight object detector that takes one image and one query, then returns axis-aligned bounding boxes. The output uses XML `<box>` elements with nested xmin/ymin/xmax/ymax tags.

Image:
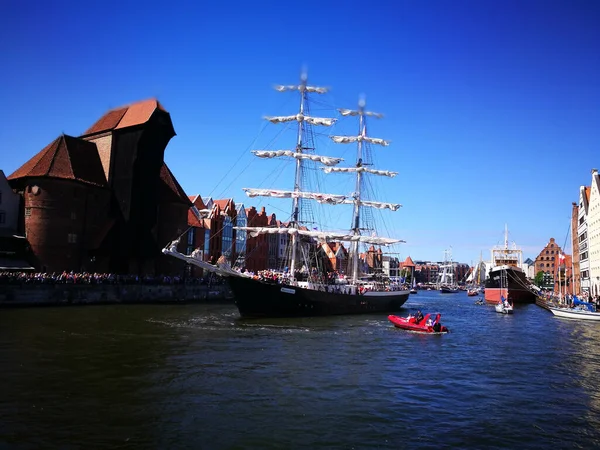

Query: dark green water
<box><xmin>1</xmin><ymin>292</ymin><xmax>600</xmax><ymax>449</ymax></box>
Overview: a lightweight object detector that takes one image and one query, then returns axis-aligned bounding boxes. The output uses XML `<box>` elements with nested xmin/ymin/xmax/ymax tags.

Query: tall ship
<box><xmin>437</xmin><ymin>249</ymin><xmax>459</xmax><ymax>293</ymax></box>
<box><xmin>163</xmin><ymin>72</ymin><xmax>410</xmax><ymax>317</ymax></box>
<box><xmin>484</xmin><ymin>226</ymin><xmax>536</xmax><ymax>304</ymax></box>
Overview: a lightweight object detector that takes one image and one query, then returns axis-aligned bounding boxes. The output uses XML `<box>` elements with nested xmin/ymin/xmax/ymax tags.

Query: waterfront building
<box><xmin>382</xmin><ymin>255</ymin><xmax>400</xmax><ymax>278</ymax></box>
<box><xmin>400</xmin><ymin>256</ymin><xmax>416</xmax><ymax>281</ymax></box>
<box><xmin>245</xmin><ymin>206</ymin><xmax>269</xmax><ymax>272</ymax></box>
<box><xmin>317</xmin><ymin>242</ymin><xmax>348</xmax><ymax>274</ymax></box>
<box><xmin>533</xmin><ymin>238</ymin><xmax>572</xmax><ymax>293</ymax></box>
<box><xmin>523</xmin><ymin>258</ymin><xmax>536</xmax><ymax>279</ymax></box>
<box><xmin>7</xmin><ymin>99</ymin><xmax>191</xmax><ymax>274</ymax></box>
<box><xmin>571</xmin><ymin>201</ymin><xmax>582</xmax><ymax>295</ymax></box>
<box><xmin>0</xmin><ymin>170</ymin><xmax>33</xmax><ymax>271</ymax></box>
<box><xmin>267</xmin><ymin>213</ymin><xmax>279</xmax><ymax>269</ymax></box>
<box><xmin>577</xmin><ymin>183</ymin><xmax>591</xmax><ymax>295</ymax></box>
<box><xmin>413</xmin><ymin>262</ymin><xmax>440</xmax><ymax>284</ymax></box>
<box><xmin>235</xmin><ymin>204</ymin><xmax>247</xmax><ymax>268</ymax></box>
<box><xmin>588</xmin><ymin>169</ymin><xmax>600</xmax><ymax>295</ymax></box>
<box><xmin>275</xmin><ymin>219</ymin><xmax>289</xmax><ymax>269</ymax></box>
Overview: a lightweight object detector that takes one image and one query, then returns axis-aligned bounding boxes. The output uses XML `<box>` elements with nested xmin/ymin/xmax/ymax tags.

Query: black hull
<box><xmin>484</xmin><ymin>267</ymin><xmax>536</xmax><ymax>304</ymax></box>
<box><xmin>229</xmin><ymin>276</ymin><xmax>410</xmax><ymax>318</ymax></box>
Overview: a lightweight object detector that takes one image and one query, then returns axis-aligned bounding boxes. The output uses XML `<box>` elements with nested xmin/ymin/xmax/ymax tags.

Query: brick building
<box><xmin>245</xmin><ymin>206</ymin><xmax>269</xmax><ymax>272</ymax></box>
<box><xmin>534</xmin><ymin>238</ymin><xmax>572</xmax><ymax>292</ymax></box>
<box><xmin>7</xmin><ymin>99</ymin><xmax>191</xmax><ymax>274</ymax></box>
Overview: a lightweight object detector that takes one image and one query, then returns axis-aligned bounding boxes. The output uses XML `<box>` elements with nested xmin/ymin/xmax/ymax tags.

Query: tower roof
<box><xmin>402</xmin><ymin>256</ymin><xmax>416</xmax><ymax>267</ymax></box>
<box><xmin>8</xmin><ymin>134</ymin><xmax>106</xmax><ymax>187</ymax></box>
<box><xmin>82</xmin><ymin>99</ymin><xmax>168</xmax><ymax>136</ymax></box>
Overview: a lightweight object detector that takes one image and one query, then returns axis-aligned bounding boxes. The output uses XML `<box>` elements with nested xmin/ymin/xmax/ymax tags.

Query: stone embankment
<box><xmin>0</xmin><ymin>284</ymin><xmax>232</xmax><ymax>307</ymax></box>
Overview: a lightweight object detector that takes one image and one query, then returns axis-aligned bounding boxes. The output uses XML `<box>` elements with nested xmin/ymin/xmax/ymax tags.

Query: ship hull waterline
<box><xmin>229</xmin><ymin>276</ymin><xmax>410</xmax><ymax>318</ymax></box>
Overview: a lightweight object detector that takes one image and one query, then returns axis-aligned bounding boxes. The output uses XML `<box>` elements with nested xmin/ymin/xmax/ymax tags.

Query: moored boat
<box><xmin>548</xmin><ymin>296</ymin><xmax>600</xmax><ymax>321</ymax></box>
<box><xmin>388</xmin><ymin>313</ymin><xmax>449</xmax><ymax>333</ymax></box>
<box><xmin>484</xmin><ymin>226</ymin><xmax>536</xmax><ymax>304</ymax></box>
<box><xmin>549</xmin><ymin>306</ymin><xmax>600</xmax><ymax>321</ymax></box>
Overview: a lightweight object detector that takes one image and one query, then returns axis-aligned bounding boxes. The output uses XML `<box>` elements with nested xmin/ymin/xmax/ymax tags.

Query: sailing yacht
<box><xmin>163</xmin><ymin>73</ymin><xmax>410</xmax><ymax>317</ymax></box>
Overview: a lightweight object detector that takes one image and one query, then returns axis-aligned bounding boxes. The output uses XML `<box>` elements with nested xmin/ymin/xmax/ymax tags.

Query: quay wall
<box><xmin>0</xmin><ymin>284</ymin><xmax>232</xmax><ymax>307</ymax></box>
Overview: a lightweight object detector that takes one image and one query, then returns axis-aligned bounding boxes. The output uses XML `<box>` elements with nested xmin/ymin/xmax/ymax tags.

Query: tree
<box><xmin>534</xmin><ymin>271</ymin><xmax>544</xmax><ymax>287</ymax></box>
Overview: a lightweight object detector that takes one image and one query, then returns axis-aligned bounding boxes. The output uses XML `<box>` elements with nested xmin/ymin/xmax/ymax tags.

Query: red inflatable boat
<box><xmin>388</xmin><ymin>313</ymin><xmax>449</xmax><ymax>333</ymax></box>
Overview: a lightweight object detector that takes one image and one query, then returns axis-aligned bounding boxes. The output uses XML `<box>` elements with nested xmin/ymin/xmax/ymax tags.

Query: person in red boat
<box><xmin>415</xmin><ymin>310</ymin><xmax>424</xmax><ymax>324</ymax></box>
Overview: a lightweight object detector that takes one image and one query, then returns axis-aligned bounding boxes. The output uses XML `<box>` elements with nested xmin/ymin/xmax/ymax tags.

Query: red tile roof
<box><xmin>8</xmin><ymin>135</ymin><xmax>107</xmax><ymax>187</ymax></box>
<box><xmin>83</xmin><ymin>99</ymin><xmax>167</xmax><ymax>136</ymax></box>
<box><xmin>160</xmin><ymin>163</ymin><xmax>191</xmax><ymax>206</ymax></box>
<box><xmin>188</xmin><ymin>209</ymin><xmax>204</xmax><ymax>228</ymax></box>
<box><xmin>402</xmin><ymin>256</ymin><xmax>416</xmax><ymax>267</ymax></box>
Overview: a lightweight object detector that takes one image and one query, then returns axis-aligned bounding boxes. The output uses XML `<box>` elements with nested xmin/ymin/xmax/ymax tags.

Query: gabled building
<box><xmin>577</xmin><ymin>183</ymin><xmax>591</xmax><ymax>294</ymax></box>
<box><xmin>235</xmin><ymin>204</ymin><xmax>247</xmax><ymax>268</ymax></box>
<box><xmin>188</xmin><ymin>195</ymin><xmax>237</xmax><ymax>266</ymax></box>
<box><xmin>7</xmin><ymin>99</ymin><xmax>191</xmax><ymax>274</ymax></box>
<box><xmin>534</xmin><ymin>238</ymin><xmax>567</xmax><ymax>291</ymax></box>
<box><xmin>587</xmin><ymin>169</ymin><xmax>600</xmax><ymax>295</ymax></box>
<box><xmin>317</xmin><ymin>242</ymin><xmax>348</xmax><ymax>274</ymax></box>
<box><xmin>245</xmin><ymin>206</ymin><xmax>268</xmax><ymax>272</ymax></box>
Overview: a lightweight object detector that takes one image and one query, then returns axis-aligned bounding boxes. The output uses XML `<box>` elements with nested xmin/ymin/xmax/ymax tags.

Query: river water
<box><xmin>1</xmin><ymin>291</ymin><xmax>599</xmax><ymax>449</ymax></box>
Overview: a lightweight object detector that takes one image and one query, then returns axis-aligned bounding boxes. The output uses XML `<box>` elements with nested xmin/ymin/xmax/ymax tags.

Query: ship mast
<box><xmin>236</xmin><ymin>80</ymin><xmax>405</xmax><ymax>283</ymax></box>
<box><xmin>350</xmin><ymin>98</ymin><xmax>366</xmax><ymax>282</ymax></box>
<box><xmin>328</xmin><ymin>98</ymin><xmax>402</xmax><ymax>283</ymax></box>
<box><xmin>289</xmin><ymin>73</ymin><xmax>307</xmax><ymax>278</ymax></box>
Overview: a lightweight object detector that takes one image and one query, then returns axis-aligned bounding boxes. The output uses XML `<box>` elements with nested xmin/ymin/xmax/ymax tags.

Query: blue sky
<box><xmin>2</xmin><ymin>0</ymin><xmax>599</xmax><ymax>265</ymax></box>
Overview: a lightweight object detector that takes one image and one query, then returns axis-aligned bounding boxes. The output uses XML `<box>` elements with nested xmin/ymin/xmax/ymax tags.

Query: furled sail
<box><xmin>252</xmin><ymin>150</ymin><xmax>343</xmax><ymax>167</ymax></box>
<box><xmin>275</xmin><ymin>85</ymin><xmax>329</xmax><ymax>94</ymax></box>
<box><xmin>233</xmin><ymin>226</ymin><xmax>404</xmax><ymax>246</ymax></box>
<box><xmin>265</xmin><ymin>114</ymin><xmax>336</xmax><ymax>127</ymax></box>
<box><xmin>162</xmin><ymin>240</ymin><xmax>238</xmax><ymax>277</ymax></box>
<box><xmin>322</xmin><ymin>166</ymin><xmax>397</xmax><ymax>177</ymax></box>
<box><xmin>330</xmin><ymin>135</ymin><xmax>390</xmax><ymax>146</ymax></box>
<box><xmin>242</xmin><ymin>188</ymin><xmax>347</xmax><ymax>205</ymax></box>
<box><xmin>341</xmin><ymin>199</ymin><xmax>402</xmax><ymax>211</ymax></box>
<box><xmin>338</xmin><ymin>108</ymin><xmax>384</xmax><ymax>119</ymax></box>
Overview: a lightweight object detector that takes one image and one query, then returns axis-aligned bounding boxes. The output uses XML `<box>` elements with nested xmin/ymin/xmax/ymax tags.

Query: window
<box><xmin>71</xmin><ymin>211</ymin><xmax>77</xmax><ymax>220</ymax></box>
<box><xmin>222</xmin><ymin>215</ymin><xmax>233</xmax><ymax>258</ymax></box>
<box><xmin>0</xmin><ymin>191</ymin><xmax>2</xmax><ymax>205</ymax></box>
<box><xmin>0</xmin><ymin>211</ymin><xmax>5</xmax><ymax>224</ymax></box>
<box><xmin>25</xmin><ymin>207</ymin><xmax>32</xmax><ymax>217</ymax></box>
<box><xmin>187</xmin><ymin>228</ymin><xmax>195</xmax><ymax>246</ymax></box>
<box><xmin>68</xmin><ymin>233</ymin><xmax>77</xmax><ymax>244</ymax></box>
<box><xmin>204</xmin><ymin>229</ymin><xmax>210</xmax><ymax>259</ymax></box>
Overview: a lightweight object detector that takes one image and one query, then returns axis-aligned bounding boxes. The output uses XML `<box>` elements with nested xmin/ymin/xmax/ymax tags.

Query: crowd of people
<box><xmin>0</xmin><ymin>271</ymin><xmax>225</xmax><ymax>286</ymax></box>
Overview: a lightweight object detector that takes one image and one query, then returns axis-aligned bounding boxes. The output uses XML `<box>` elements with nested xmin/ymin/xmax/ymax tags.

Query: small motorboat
<box><xmin>495</xmin><ymin>301</ymin><xmax>514</xmax><ymax>314</ymax></box>
<box><xmin>388</xmin><ymin>313</ymin><xmax>449</xmax><ymax>333</ymax></box>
